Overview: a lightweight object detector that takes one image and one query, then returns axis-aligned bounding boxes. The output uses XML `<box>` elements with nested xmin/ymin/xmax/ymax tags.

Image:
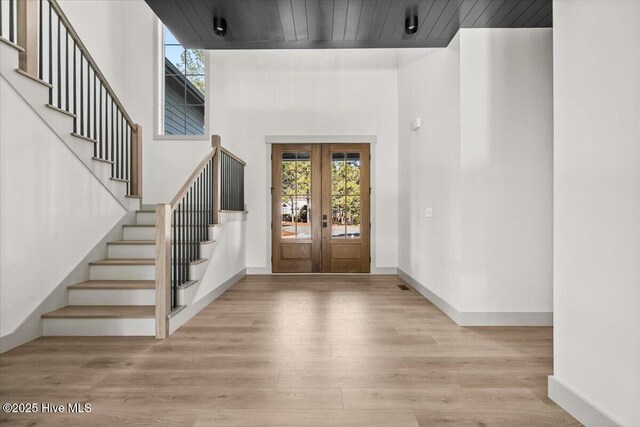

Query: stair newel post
<box><xmin>211</xmin><ymin>135</ymin><xmax>221</xmax><ymax>225</ymax></box>
<box><xmin>17</xmin><ymin>0</ymin><xmax>39</xmax><ymax>76</ymax></box>
<box><xmin>155</xmin><ymin>203</ymin><xmax>171</xmax><ymax>339</ymax></box>
<box><xmin>130</xmin><ymin>124</ymin><xmax>143</xmax><ymax>197</ymax></box>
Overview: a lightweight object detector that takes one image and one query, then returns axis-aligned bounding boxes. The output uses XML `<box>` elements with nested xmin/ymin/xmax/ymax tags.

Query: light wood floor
<box><xmin>0</xmin><ymin>275</ymin><xmax>579</xmax><ymax>426</ymax></box>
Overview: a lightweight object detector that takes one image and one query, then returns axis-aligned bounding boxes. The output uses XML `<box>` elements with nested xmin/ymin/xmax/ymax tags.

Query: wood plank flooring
<box><xmin>0</xmin><ymin>274</ymin><xmax>580</xmax><ymax>426</ymax></box>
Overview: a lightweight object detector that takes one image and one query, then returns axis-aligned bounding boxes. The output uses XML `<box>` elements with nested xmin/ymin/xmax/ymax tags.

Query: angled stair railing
<box><xmin>155</xmin><ymin>135</ymin><xmax>246</xmax><ymax>338</ymax></box>
<box><xmin>2</xmin><ymin>0</ymin><xmax>142</xmax><ymax>197</ymax></box>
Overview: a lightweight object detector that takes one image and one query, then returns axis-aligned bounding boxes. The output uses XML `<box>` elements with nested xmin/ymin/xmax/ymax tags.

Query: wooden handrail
<box><xmin>169</xmin><ymin>147</ymin><xmax>217</xmax><ymax>211</ymax></box>
<box><xmin>15</xmin><ymin>0</ymin><xmax>142</xmax><ymax>198</ymax></box>
<box><xmin>155</xmin><ymin>134</ymin><xmax>248</xmax><ymax>339</ymax></box>
<box><xmin>46</xmin><ymin>0</ymin><xmax>135</xmax><ymax>127</ymax></box>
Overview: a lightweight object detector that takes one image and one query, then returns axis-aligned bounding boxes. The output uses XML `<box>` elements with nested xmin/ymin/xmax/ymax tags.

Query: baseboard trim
<box><xmin>169</xmin><ymin>268</ymin><xmax>246</xmax><ymax>334</ymax></box>
<box><xmin>548</xmin><ymin>376</ymin><xmax>623</xmax><ymax>427</ymax></box>
<box><xmin>397</xmin><ymin>268</ymin><xmax>552</xmax><ymax>326</ymax></box>
<box><xmin>397</xmin><ymin>268</ymin><xmax>462</xmax><ymax>324</ymax></box>
<box><xmin>246</xmin><ymin>267</ymin><xmax>398</xmax><ymax>275</ymax></box>
<box><xmin>247</xmin><ymin>267</ymin><xmax>271</xmax><ymax>274</ymax></box>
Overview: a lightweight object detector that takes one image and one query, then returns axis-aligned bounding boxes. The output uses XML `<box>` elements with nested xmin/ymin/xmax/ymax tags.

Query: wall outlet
<box><xmin>425</xmin><ymin>207</ymin><xmax>433</xmax><ymax>218</ymax></box>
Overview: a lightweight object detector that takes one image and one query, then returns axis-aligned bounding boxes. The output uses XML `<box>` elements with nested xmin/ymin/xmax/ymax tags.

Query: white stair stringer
<box><xmin>0</xmin><ymin>40</ymin><xmax>138</xmax><ymax>212</ymax></box>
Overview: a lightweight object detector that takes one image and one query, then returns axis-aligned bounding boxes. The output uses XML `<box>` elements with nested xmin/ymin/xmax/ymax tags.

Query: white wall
<box><xmin>459</xmin><ymin>29</ymin><xmax>553</xmax><ymax>313</ymax></box>
<box><xmin>207</xmin><ymin>49</ymin><xmax>399</xmax><ymax>272</ymax></box>
<box><xmin>397</xmin><ymin>36</ymin><xmax>462</xmax><ymax>308</ymax></box>
<box><xmin>552</xmin><ymin>1</ymin><xmax>640</xmax><ymax>426</ymax></box>
<box><xmin>0</xmin><ymin>76</ymin><xmax>125</xmax><ymax>338</ymax></box>
<box><xmin>398</xmin><ymin>29</ymin><xmax>553</xmax><ymax>323</ymax></box>
<box><xmin>194</xmin><ymin>217</ymin><xmax>246</xmax><ymax>302</ymax></box>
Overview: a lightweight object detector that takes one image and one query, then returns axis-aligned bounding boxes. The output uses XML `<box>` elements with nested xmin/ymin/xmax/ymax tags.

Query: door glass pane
<box><xmin>331</xmin><ymin>152</ymin><xmax>361</xmax><ymax>238</ymax></box>
<box><xmin>345</xmin><ymin>153</ymin><xmax>361</xmax><ymax>195</ymax></box>
<box><xmin>331</xmin><ymin>195</ymin><xmax>346</xmax><ymax>237</ymax></box>
<box><xmin>331</xmin><ymin>153</ymin><xmax>346</xmax><ymax>195</ymax></box>
<box><xmin>281</xmin><ymin>152</ymin><xmax>311</xmax><ymax>239</ymax></box>
<box><xmin>345</xmin><ymin>196</ymin><xmax>361</xmax><ymax>238</ymax></box>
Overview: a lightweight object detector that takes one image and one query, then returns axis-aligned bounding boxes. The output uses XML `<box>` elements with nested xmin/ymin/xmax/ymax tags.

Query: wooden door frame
<box><xmin>271</xmin><ymin>144</ymin><xmax>322</xmax><ymax>273</ymax></box>
<box><xmin>271</xmin><ymin>143</ymin><xmax>371</xmax><ymax>273</ymax></box>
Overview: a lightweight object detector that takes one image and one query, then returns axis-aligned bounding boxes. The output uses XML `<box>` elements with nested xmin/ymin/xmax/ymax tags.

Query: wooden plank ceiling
<box><xmin>145</xmin><ymin>0</ymin><xmax>552</xmax><ymax>49</ymax></box>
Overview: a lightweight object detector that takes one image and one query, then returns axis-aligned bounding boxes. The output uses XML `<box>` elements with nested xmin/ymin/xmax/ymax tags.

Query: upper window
<box><xmin>162</xmin><ymin>26</ymin><xmax>206</xmax><ymax>136</ymax></box>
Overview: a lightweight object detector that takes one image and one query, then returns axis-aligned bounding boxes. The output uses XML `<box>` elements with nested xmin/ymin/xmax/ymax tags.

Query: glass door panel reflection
<box><xmin>281</xmin><ymin>152</ymin><xmax>311</xmax><ymax>239</ymax></box>
<box><xmin>330</xmin><ymin>152</ymin><xmax>361</xmax><ymax>238</ymax></box>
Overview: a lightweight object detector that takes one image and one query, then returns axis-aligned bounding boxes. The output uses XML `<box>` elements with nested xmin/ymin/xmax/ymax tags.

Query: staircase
<box><xmin>41</xmin><ymin>210</ymin><xmax>225</xmax><ymax>336</ymax></box>
<box><xmin>1</xmin><ymin>0</ymin><xmax>246</xmax><ymax>341</ymax></box>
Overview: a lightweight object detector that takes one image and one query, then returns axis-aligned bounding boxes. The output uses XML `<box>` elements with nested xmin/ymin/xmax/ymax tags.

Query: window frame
<box><xmin>153</xmin><ymin>18</ymin><xmax>209</xmax><ymax>140</ymax></box>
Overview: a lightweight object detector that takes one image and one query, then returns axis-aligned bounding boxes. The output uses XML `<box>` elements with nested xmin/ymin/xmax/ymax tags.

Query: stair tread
<box><xmin>123</xmin><ymin>224</ymin><xmax>155</xmax><ymax>228</ymax></box>
<box><xmin>90</xmin><ymin>258</ymin><xmax>155</xmax><ymax>266</ymax></box>
<box><xmin>108</xmin><ymin>240</ymin><xmax>155</xmax><ymax>245</ymax></box>
<box><xmin>69</xmin><ymin>280</ymin><xmax>155</xmax><ymax>290</ymax></box>
<box><xmin>42</xmin><ymin>305</ymin><xmax>154</xmax><ymax>319</ymax></box>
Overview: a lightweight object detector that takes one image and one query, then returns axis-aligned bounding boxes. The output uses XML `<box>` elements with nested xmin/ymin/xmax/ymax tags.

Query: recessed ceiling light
<box><xmin>213</xmin><ymin>17</ymin><xmax>227</xmax><ymax>37</ymax></box>
<box><xmin>405</xmin><ymin>16</ymin><xmax>418</xmax><ymax>35</ymax></box>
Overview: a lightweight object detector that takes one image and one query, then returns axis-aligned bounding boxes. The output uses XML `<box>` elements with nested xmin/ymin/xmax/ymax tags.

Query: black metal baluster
<box><xmin>178</xmin><ymin>202</ymin><xmax>183</xmax><ymax>286</ymax></box>
<box><xmin>171</xmin><ymin>211</ymin><xmax>176</xmax><ymax>309</ymax></box>
<box><xmin>188</xmin><ymin>189</ymin><xmax>192</xmax><ymax>266</ymax></box>
<box><xmin>125</xmin><ymin>123</ymin><xmax>130</xmax><ymax>193</ymax></box>
<box><xmin>38</xmin><ymin>0</ymin><xmax>43</xmax><ymax>79</ymax></box>
<box><xmin>8</xmin><ymin>0</ymin><xmax>14</xmax><ymax>42</ymax></box>
<box><xmin>187</xmin><ymin>191</ymin><xmax>192</xmax><ymax>268</ymax></box>
<box><xmin>73</xmin><ymin>41</ymin><xmax>76</xmax><ymax>132</ymax></box>
<box><xmin>93</xmin><ymin>73</ymin><xmax>97</xmax><ymax>141</ymax></box>
<box><xmin>111</xmin><ymin>100</ymin><xmax>114</xmax><ymax>174</ymax></box>
<box><xmin>115</xmin><ymin>111</ymin><xmax>119</xmax><ymax>178</ymax></box>
<box><xmin>198</xmin><ymin>170</ymin><xmax>201</xmax><ymax>245</ymax></box>
<box><xmin>201</xmin><ymin>170</ymin><xmax>205</xmax><ymax>243</ymax></box>
<box><xmin>99</xmin><ymin>83</ymin><xmax>103</xmax><ymax>158</ymax></box>
<box><xmin>57</xmin><ymin>14</ymin><xmax>61</xmax><ymax>108</ymax></box>
<box><xmin>79</xmin><ymin>55</ymin><xmax>83</xmax><ymax>134</ymax></box>
<box><xmin>86</xmin><ymin>60</ymin><xmax>90</xmax><ymax>138</ymax></box>
<box><xmin>211</xmin><ymin>159</ymin><xmax>220</xmax><ymax>223</ymax></box>
<box><xmin>48</xmin><ymin>2</ymin><xmax>52</xmax><ymax>103</ymax></box>
<box><xmin>65</xmin><ymin>28</ymin><xmax>69</xmax><ymax>111</ymax></box>
<box><xmin>104</xmin><ymin>93</ymin><xmax>109</xmax><ymax>160</ymax></box>
<box><xmin>120</xmin><ymin>114</ymin><xmax>124</xmax><ymax>179</ymax></box>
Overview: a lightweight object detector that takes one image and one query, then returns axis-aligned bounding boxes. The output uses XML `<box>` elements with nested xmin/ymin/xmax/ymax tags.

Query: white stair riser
<box><xmin>108</xmin><ymin>244</ymin><xmax>155</xmax><ymax>259</ymax></box>
<box><xmin>69</xmin><ymin>289</ymin><xmax>155</xmax><ymax>305</ymax></box>
<box><xmin>123</xmin><ymin>226</ymin><xmax>155</xmax><ymax>240</ymax></box>
<box><xmin>108</xmin><ymin>243</ymin><xmax>215</xmax><ymax>259</ymax></box>
<box><xmin>43</xmin><ymin>318</ymin><xmax>155</xmax><ymax>336</ymax></box>
<box><xmin>190</xmin><ymin>261</ymin><xmax>209</xmax><ymax>280</ymax></box>
<box><xmin>177</xmin><ymin>283</ymin><xmax>198</xmax><ymax>306</ymax></box>
<box><xmin>123</xmin><ymin>225</ymin><xmax>221</xmax><ymax>241</ymax></box>
<box><xmin>136</xmin><ymin>211</ymin><xmax>155</xmax><ymax>225</ymax></box>
<box><xmin>90</xmin><ymin>264</ymin><xmax>155</xmax><ymax>280</ymax></box>
<box><xmin>137</xmin><ymin>211</ymin><xmax>217</xmax><ymax>226</ymax></box>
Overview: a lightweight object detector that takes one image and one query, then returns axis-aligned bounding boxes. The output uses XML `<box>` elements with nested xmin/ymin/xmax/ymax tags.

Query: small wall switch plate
<box><xmin>425</xmin><ymin>207</ymin><xmax>433</xmax><ymax>218</ymax></box>
<box><xmin>411</xmin><ymin>118</ymin><xmax>421</xmax><ymax>130</ymax></box>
